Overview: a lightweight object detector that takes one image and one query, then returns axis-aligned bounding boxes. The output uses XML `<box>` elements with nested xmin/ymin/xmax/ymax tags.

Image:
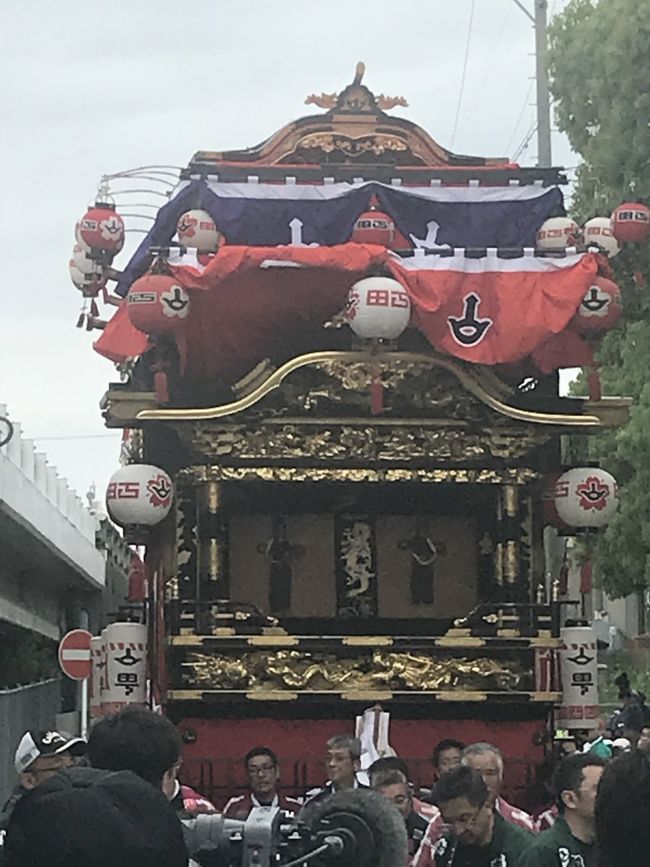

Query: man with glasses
<box><xmin>432</xmin><ymin>765</ymin><xmax>534</xmax><ymax>866</ymax></box>
<box><xmin>223</xmin><ymin>747</ymin><xmax>301</xmax><ymax>819</ymax></box>
<box><xmin>304</xmin><ymin>734</ymin><xmax>368</xmax><ymax>806</ymax></box>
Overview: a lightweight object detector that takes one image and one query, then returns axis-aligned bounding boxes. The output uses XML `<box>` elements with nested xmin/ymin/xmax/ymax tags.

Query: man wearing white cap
<box><xmin>13</xmin><ymin>730</ymin><xmax>86</xmax><ymax>789</ymax></box>
<box><xmin>0</xmin><ymin>730</ymin><xmax>86</xmax><ymax>858</ymax></box>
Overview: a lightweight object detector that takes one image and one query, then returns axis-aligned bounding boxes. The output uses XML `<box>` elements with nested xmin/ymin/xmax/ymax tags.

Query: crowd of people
<box><xmin>1</xmin><ymin>707</ymin><xmax>650</xmax><ymax>866</ymax></box>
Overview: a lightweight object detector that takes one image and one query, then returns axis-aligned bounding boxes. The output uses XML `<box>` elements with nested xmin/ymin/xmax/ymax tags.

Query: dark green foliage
<box><xmin>0</xmin><ymin>626</ymin><xmax>59</xmax><ymax>689</ymax></box>
<box><xmin>549</xmin><ymin>0</ymin><xmax>650</xmax><ymax>598</ymax></box>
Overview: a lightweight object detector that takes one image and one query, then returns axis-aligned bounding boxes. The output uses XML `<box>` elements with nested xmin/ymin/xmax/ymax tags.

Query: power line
<box><xmin>33</xmin><ymin>434</ymin><xmax>121</xmax><ymax>442</ymax></box>
<box><xmin>513</xmin><ymin>122</ymin><xmax>538</xmax><ymax>162</ymax></box>
<box><xmin>504</xmin><ymin>77</ymin><xmax>535</xmax><ymax>156</ymax></box>
<box><xmin>450</xmin><ymin>0</ymin><xmax>477</xmax><ymax>148</ymax></box>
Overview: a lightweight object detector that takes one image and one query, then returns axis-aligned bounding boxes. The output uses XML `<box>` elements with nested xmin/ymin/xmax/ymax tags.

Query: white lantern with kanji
<box><xmin>347</xmin><ymin>276</ymin><xmax>411</xmax><ymax>339</ymax></box>
<box><xmin>557</xmin><ymin>625</ymin><xmax>599</xmax><ymax>730</ymax></box>
<box><xmin>79</xmin><ymin>203</ymin><xmax>125</xmax><ymax>254</ymax></box>
<box><xmin>553</xmin><ymin>467</ymin><xmax>619</xmax><ymax>529</ymax></box>
<box><xmin>177</xmin><ymin>209</ymin><xmax>223</xmax><ymax>252</ymax></box>
<box><xmin>583</xmin><ymin>217</ymin><xmax>620</xmax><ymax>257</ymax></box>
<box><xmin>571</xmin><ymin>276</ymin><xmax>622</xmax><ymax>335</ymax></box>
<box><xmin>611</xmin><ymin>202</ymin><xmax>650</xmax><ymax>244</ymax></box>
<box><xmin>536</xmin><ymin>217</ymin><xmax>580</xmax><ymax>250</ymax></box>
<box><xmin>69</xmin><ymin>253</ymin><xmax>106</xmax><ymax>297</ymax></box>
<box><xmin>106</xmin><ymin>464</ymin><xmax>173</xmax><ymax>529</ymax></box>
<box><xmin>102</xmin><ymin>622</ymin><xmax>148</xmax><ymax>714</ymax></box>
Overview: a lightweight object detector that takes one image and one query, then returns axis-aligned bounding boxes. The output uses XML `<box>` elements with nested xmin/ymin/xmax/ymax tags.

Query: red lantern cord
<box><xmin>370</xmin><ymin>374</ymin><xmax>384</xmax><ymax>415</ymax></box>
<box><xmin>154</xmin><ymin>370</ymin><xmax>169</xmax><ymax>404</ymax></box>
<box><xmin>587</xmin><ymin>366</ymin><xmax>602</xmax><ymax>402</ymax></box>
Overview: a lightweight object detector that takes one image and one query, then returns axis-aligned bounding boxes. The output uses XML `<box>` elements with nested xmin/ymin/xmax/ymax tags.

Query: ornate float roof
<box><xmin>185</xmin><ymin>63</ymin><xmax>565</xmax><ymax>186</ymax></box>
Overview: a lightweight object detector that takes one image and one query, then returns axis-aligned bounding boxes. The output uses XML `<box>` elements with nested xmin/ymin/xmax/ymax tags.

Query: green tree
<box><xmin>549</xmin><ymin>0</ymin><xmax>650</xmax><ymax>603</ymax></box>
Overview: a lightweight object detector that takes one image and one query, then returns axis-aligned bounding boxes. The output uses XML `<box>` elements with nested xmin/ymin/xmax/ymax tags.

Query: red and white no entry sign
<box><xmin>58</xmin><ymin>629</ymin><xmax>93</xmax><ymax>681</ymax></box>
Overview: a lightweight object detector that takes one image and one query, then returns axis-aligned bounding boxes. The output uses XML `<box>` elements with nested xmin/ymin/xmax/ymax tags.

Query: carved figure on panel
<box><xmin>398</xmin><ymin>518</ymin><xmax>445</xmax><ymax>605</ymax></box>
<box><xmin>257</xmin><ymin>516</ymin><xmax>305</xmax><ymax>613</ymax></box>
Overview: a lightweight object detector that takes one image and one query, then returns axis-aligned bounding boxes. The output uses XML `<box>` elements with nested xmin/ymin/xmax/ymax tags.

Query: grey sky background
<box><xmin>0</xmin><ymin>0</ymin><xmax>574</xmax><ymax>505</ymax></box>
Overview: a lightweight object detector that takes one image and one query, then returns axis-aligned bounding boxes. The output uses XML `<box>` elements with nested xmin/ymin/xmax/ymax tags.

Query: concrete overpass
<box><xmin>0</xmin><ymin>403</ymin><xmax>106</xmax><ymax>641</ymax></box>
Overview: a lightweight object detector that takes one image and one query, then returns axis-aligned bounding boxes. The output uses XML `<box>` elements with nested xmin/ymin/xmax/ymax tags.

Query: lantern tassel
<box><xmin>370</xmin><ymin>364</ymin><xmax>384</xmax><ymax>415</ymax></box>
<box><xmin>154</xmin><ymin>370</ymin><xmax>169</xmax><ymax>404</ymax></box>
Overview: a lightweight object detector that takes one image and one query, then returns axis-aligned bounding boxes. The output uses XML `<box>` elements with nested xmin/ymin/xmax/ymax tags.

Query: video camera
<box><xmin>181</xmin><ymin>789</ymin><xmax>407</xmax><ymax>867</ymax></box>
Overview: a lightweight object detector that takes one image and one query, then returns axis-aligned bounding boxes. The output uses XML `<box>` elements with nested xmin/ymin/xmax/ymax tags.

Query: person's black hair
<box><xmin>371</xmin><ymin>769</ymin><xmax>408</xmax><ymax>790</ymax></box>
<box><xmin>88</xmin><ymin>706</ymin><xmax>181</xmax><ymax>788</ymax></box>
<box><xmin>432</xmin><ymin>738</ymin><xmax>466</xmax><ymax>767</ymax></box>
<box><xmin>553</xmin><ymin>753</ymin><xmax>607</xmax><ymax>813</ymax></box>
<box><xmin>244</xmin><ymin>746</ymin><xmax>278</xmax><ymax>768</ymax></box>
<box><xmin>596</xmin><ymin>751</ymin><xmax>650</xmax><ymax>867</ymax></box>
<box><xmin>433</xmin><ymin>765</ymin><xmax>488</xmax><ymax>808</ymax></box>
<box><xmin>368</xmin><ymin>755</ymin><xmax>409</xmax><ymax>781</ymax></box>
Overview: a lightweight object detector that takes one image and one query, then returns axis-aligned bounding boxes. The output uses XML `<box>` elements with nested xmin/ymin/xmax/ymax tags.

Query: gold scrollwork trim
<box><xmin>183</xmin><ymin>650</ymin><xmax>526</xmax><ymax>693</ymax></box>
<box><xmin>181</xmin><ymin>465</ymin><xmax>538</xmax><ymax>485</ymax></box>
<box><xmin>136</xmin><ymin>350</ymin><xmax>604</xmax><ymax>428</ymax></box>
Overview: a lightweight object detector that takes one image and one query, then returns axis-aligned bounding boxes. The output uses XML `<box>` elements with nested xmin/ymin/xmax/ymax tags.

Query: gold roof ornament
<box><xmin>305</xmin><ymin>62</ymin><xmax>408</xmax><ymax>115</ymax></box>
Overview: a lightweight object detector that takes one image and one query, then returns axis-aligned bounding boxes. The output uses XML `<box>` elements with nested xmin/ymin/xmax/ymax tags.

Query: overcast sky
<box><xmin>0</xmin><ymin>0</ymin><xmax>574</xmax><ymax>507</ymax></box>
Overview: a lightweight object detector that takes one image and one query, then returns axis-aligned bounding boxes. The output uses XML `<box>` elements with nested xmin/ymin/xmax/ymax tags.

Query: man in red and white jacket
<box><xmin>462</xmin><ymin>743</ymin><xmax>537</xmax><ymax>833</ymax></box>
<box><xmin>223</xmin><ymin>747</ymin><xmax>301</xmax><ymax>820</ymax></box>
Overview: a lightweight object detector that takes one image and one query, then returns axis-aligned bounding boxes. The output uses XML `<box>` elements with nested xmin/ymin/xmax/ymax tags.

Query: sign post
<box><xmin>58</xmin><ymin>629</ymin><xmax>93</xmax><ymax>738</ymax></box>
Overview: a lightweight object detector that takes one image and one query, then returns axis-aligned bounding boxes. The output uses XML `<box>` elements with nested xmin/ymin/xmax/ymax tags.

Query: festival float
<box><xmin>74</xmin><ymin>65</ymin><xmax>637</xmax><ymax>805</ymax></box>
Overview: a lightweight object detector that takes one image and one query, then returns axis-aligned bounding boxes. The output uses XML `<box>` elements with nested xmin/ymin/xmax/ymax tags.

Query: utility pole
<box><xmin>512</xmin><ymin>0</ymin><xmax>553</xmax><ymax>167</ymax></box>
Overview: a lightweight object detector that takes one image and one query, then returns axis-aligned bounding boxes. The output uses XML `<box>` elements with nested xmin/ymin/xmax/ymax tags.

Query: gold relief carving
<box><xmin>297</xmin><ymin>133</ymin><xmax>408</xmax><ymax>157</ymax></box>
<box><xmin>184</xmin><ymin>423</ymin><xmax>546</xmax><ymax>464</ymax></box>
<box><xmin>304</xmin><ymin>93</ymin><xmax>338</xmax><ymax>110</ymax></box>
<box><xmin>376</xmin><ymin>94</ymin><xmax>409</xmax><ymax>111</ymax></box>
<box><xmin>182</xmin><ymin>466</ymin><xmax>538</xmax><ymax>485</ymax></box>
<box><xmin>184</xmin><ymin>649</ymin><xmax>526</xmax><ymax>692</ymax></box>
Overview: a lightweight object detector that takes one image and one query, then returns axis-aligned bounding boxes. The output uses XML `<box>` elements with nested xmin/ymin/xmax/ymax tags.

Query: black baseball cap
<box><xmin>14</xmin><ymin>730</ymin><xmax>86</xmax><ymax>774</ymax></box>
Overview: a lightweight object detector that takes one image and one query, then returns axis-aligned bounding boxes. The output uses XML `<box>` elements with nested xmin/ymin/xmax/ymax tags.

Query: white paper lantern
<box><xmin>557</xmin><ymin>625</ymin><xmax>599</xmax><ymax>730</ymax></box>
<box><xmin>347</xmin><ymin>277</ymin><xmax>411</xmax><ymax>339</ymax></box>
<box><xmin>71</xmin><ymin>244</ymin><xmax>101</xmax><ymax>275</ymax></box>
<box><xmin>553</xmin><ymin>467</ymin><xmax>619</xmax><ymax>529</ymax></box>
<box><xmin>102</xmin><ymin>622</ymin><xmax>148</xmax><ymax>714</ymax></box>
<box><xmin>106</xmin><ymin>464</ymin><xmax>173</xmax><ymax>528</ymax></box>
<box><xmin>583</xmin><ymin>216</ymin><xmax>620</xmax><ymax>257</ymax></box>
<box><xmin>536</xmin><ymin>217</ymin><xmax>580</xmax><ymax>250</ymax></box>
<box><xmin>69</xmin><ymin>256</ymin><xmax>106</xmax><ymax>296</ymax></box>
<box><xmin>177</xmin><ymin>209</ymin><xmax>223</xmax><ymax>252</ymax></box>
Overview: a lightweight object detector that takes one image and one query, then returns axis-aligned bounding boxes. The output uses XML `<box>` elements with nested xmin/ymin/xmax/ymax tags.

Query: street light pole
<box><xmin>511</xmin><ymin>0</ymin><xmax>553</xmax><ymax>167</ymax></box>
